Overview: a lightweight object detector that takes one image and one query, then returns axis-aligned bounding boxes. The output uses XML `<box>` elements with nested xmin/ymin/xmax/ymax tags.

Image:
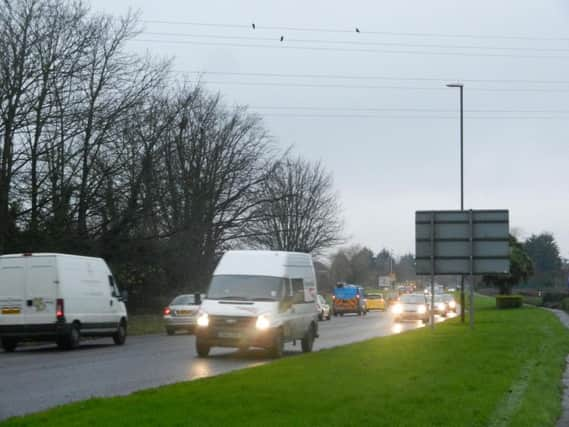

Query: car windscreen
<box><xmin>171</xmin><ymin>295</ymin><xmax>195</xmax><ymax>305</ymax></box>
<box><xmin>207</xmin><ymin>275</ymin><xmax>285</xmax><ymax>301</ymax></box>
<box><xmin>367</xmin><ymin>294</ymin><xmax>383</xmax><ymax>300</ymax></box>
<box><xmin>400</xmin><ymin>295</ymin><xmax>425</xmax><ymax>304</ymax></box>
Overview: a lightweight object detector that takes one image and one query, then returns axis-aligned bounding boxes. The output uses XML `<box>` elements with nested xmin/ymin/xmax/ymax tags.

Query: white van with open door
<box><xmin>195</xmin><ymin>250</ymin><xmax>319</xmax><ymax>358</ymax></box>
<box><xmin>0</xmin><ymin>253</ymin><xmax>128</xmax><ymax>352</ymax></box>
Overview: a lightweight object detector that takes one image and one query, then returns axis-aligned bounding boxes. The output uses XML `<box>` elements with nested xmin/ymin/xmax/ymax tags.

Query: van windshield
<box><xmin>207</xmin><ymin>275</ymin><xmax>285</xmax><ymax>301</ymax></box>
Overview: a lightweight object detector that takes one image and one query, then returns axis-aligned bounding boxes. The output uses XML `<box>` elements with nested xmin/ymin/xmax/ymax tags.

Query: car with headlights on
<box><xmin>163</xmin><ymin>294</ymin><xmax>201</xmax><ymax>335</ymax></box>
<box><xmin>441</xmin><ymin>293</ymin><xmax>457</xmax><ymax>313</ymax></box>
<box><xmin>433</xmin><ymin>294</ymin><xmax>449</xmax><ymax>317</ymax></box>
<box><xmin>392</xmin><ymin>293</ymin><xmax>430</xmax><ymax>324</ymax></box>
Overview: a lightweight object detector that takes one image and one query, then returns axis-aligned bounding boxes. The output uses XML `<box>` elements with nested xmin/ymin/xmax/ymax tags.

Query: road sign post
<box><xmin>415</xmin><ymin>210</ymin><xmax>510</xmax><ymax>329</ymax></box>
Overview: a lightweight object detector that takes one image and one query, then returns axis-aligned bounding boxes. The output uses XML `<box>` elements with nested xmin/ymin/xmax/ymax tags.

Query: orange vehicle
<box><xmin>332</xmin><ymin>284</ymin><xmax>367</xmax><ymax>316</ymax></box>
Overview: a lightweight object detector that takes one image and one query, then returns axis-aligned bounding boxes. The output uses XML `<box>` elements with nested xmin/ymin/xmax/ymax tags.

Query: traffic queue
<box><xmin>1</xmin><ymin>250</ymin><xmax>456</xmax><ymax>357</ymax></box>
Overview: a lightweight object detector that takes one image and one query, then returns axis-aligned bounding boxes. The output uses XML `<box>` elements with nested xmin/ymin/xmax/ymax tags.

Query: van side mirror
<box><xmin>120</xmin><ymin>290</ymin><xmax>129</xmax><ymax>303</ymax></box>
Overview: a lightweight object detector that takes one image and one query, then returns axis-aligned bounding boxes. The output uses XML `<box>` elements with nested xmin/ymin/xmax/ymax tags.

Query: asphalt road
<box><xmin>0</xmin><ymin>310</ymin><xmax>456</xmax><ymax>420</ymax></box>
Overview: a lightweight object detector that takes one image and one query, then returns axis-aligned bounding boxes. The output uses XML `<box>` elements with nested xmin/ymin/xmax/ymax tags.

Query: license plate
<box><xmin>218</xmin><ymin>331</ymin><xmax>241</xmax><ymax>339</ymax></box>
<box><xmin>1</xmin><ymin>308</ymin><xmax>20</xmax><ymax>315</ymax></box>
<box><xmin>177</xmin><ymin>310</ymin><xmax>193</xmax><ymax>316</ymax></box>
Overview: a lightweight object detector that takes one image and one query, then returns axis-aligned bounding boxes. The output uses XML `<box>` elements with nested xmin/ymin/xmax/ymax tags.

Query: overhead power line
<box><xmin>186</xmin><ymin>79</ymin><xmax>569</xmax><ymax>94</ymax></box>
<box><xmin>142</xmin><ymin>20</ymin><xmax>569</xmax><ymax>42</ymax></box>
<box><xmin>258</xmin><ymin>113</ymin><xmax>569</xmax><ymax>120</ymax></box>
<box><xmin>141</xmin><ymin>31</ymin><xmax>569</xmax><ymax>54</ymax></box>
<box><xmin>183</xmin><ymin>70</ymin><xmax>569</xmax><ymax>85</ymax></box>
<box><xmin>132</xmin><ymin>39</ymin><xmax>569</xmax><ymax>60</ymax></box>
<box><xmin>251</xmin><ymin>106</ymin><xmax>569</xmax><ymax>113</ymax></box>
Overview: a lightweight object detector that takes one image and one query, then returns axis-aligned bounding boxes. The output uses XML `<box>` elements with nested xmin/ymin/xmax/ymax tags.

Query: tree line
<box><xmin>0</xmin><ymin>0</ymin><xmax>343</xmax><ymax>311</ymax></box>
<box><xmin>319</xmin><ymin>232</ymin><xmax>567</xmax><ymax>296</ymax></box>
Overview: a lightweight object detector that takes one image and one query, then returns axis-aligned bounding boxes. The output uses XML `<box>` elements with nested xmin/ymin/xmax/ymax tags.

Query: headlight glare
<box><xmin>197</xmin><ymin>312</ymin><xmax>209</xmax><ymax>327</ymax></box>
<box><xmin>256</xmin><ymin>314</ymin><xmax>271</xmax><ymax>330</ymax></box>
<box><xmin>392</xmin><ymin>304</ymin><xmax>403</xmax><ymax>315</ymax></box>
<box><xmin>418</xmin><ymin>305</ymin><xmax>427</xmax><ymax>314</ymax></box>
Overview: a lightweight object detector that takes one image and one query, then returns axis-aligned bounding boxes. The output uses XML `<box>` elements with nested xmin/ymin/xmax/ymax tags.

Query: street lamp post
<box><xmin>446</xmin><ymin>83</ymin><xmax>466</xmax><ymax>324</ymax></box>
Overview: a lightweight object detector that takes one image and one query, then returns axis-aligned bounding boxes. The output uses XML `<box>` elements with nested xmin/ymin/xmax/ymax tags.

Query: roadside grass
<box><xmin>127</xmin><ymin>314</ymin><xmax>164</xmax><ymax>336</ymax></box>
<box><xmin>4</xmin><ymin>296</ymin><xmax>569</xmax><ymax>427</ymax></box>
<box><xmin>523</xmin><ymin>296</ymin><xmax>544</xmax><ymax>307</ymax></box>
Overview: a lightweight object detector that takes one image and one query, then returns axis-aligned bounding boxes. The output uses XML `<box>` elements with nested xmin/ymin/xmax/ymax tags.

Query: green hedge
<box><xmin>496</xmin><ymin>295</ymin><xmax>523</xmax><ymax>309</ymax></box>
<box><xmin>561</xmin><ymin>297</ymin><xmax>569</xmax><ymax>312</ymax></box>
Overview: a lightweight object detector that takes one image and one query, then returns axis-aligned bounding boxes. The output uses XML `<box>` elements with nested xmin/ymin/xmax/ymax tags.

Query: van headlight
<box><xmin>437</xmin><ymin>302</ymin><xmax>446</xmax><ymax>311</ymax></box>
<box><xmin>256</xmin><ymin>314</ymin><xmax>271</xmax><ymax>330</ymax></box>
<box><xmin>392</xmin><ymin>303</ymin><xmax>403</xmax><ymax>315</ymax></box>
<box><xmin>197</xmin><ymin>312</ymin><xmax>209</xmax><ymax>327</ymax></box>
<box><xmin>418</xmin><ymin>305</ymin><xmax>427</xmax><ymax>314</ymax></box>
<box><xmin>448</xmin><ymin>301</ymin><xmax>456</xmax><ymax>309</ymax></box>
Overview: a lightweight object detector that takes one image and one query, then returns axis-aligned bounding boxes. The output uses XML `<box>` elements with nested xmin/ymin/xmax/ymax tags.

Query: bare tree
<box><xmin>150</xmin><ymin>86</ymin><xmax>274</xmax><ymax>290</ymax></box>
<box><xmin>246</xmin><ymin>156</ymin><xmax>343</xmax><ymax>254</ymax></box>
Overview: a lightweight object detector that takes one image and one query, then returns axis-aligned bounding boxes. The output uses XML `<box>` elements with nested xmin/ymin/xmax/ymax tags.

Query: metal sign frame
<box><xmin>415</xmin><ymin>209</ymin><xmax>510</xmax><ymax>329</ymax></box>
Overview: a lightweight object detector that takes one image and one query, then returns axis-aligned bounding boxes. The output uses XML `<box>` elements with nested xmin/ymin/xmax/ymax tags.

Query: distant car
<box><xmin>333</xmin><ymin>284</ymin><xmax>367</xmax><ymax>316</ymax></box>
<box><xmin>316</xmin><ymin>295</ymin><xmax>331</xmax><ymax>321</ymax></box>
<box><xmin>442</xmin><ymin>294</ymin><xmax>457</xmax><ymax>313</ymax></box>
<box><xmin>163</xmin><ymin>294</ymin><xmax>201</xmax><ymax>335</ymax></box>
<box><xmin>392</xmin><ymin>293</ymin><xmax>430</xmax><ymax>324</ymax></box>
<box><xmin>365</xmin><ymin>293</ymin><xmax>386</xmax><ymax>311</ymax></box>
<box><xmin>433</xmin><ymin>294</ymin><xmax>449</xmax><ymax>317</ymax></box>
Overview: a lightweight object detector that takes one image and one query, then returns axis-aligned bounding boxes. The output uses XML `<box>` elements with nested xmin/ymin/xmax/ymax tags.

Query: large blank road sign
<box><xmin>415</xmin><ymin>210</ymin><xmax>510</xmax><ymax>275</ymax></box>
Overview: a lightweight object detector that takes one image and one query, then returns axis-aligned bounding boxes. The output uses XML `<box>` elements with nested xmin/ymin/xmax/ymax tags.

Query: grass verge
<box><xmin>4</xmin><ymin>296</ymin><xmax>569</xmax><ymax>427</ymax></box>
<box><xmin>523</xmin><ymin>296</ymin><xmax>544</xmax><ymax>307</ymax></box>
<box><xmin>127</xmin><ymin>314</ymin><xmax>164</xmax><ymax>336</ymax></box>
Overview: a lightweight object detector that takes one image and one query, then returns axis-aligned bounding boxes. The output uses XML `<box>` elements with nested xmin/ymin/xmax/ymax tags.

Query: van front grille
<box><xmin>208</xmin><ymin>315</ymin><xmax>256</xmax><ymax>330</ymax></box>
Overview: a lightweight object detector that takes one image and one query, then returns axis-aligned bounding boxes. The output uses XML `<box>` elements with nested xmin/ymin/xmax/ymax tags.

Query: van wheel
<box><xmin>269</xmin><ymin>330</ymin><xmax>284</xmax><ymax>358</ymax></box>
<box><xmin>1</xmin><ymin>337</ymin><xmax>18</xmax><ymax>352</ymax></box>
<box><xmin>59</xmin><ymin>324</ymin><xmax>80</xmax><ymax>350</ymax></box>
<box><xmin>196</xmin><ymin>336</ymin><xmax>210</xmax><ymax>358</ymax></box>
<box><xmin>301</xmin><ymin>325</ymin><xmax>315</xmax><ymax>353</ymax></box>
<box><xmin>113</xmin><ymin>321</ymin><xmax>127</xmax><ymax>345</ymax></box>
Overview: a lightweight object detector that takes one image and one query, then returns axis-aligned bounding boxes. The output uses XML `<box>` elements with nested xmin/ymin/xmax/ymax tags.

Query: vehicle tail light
<box><xmin>164</xmin><ymin>307</ymin><xmax>171</xmax><ymax>315</ymax></box>
<box><xmin>332</xmin><ymin>295</ymin><xmax>335</xmax><ymax>300</ymax></box>
<box><xmin>356</xmin><ymin>294</ymin><xmax>360</xmax><ymax>299</ymax></box>
<box><xmin>56</xmin><ymin>299</ymin><xmax>64</xmax><ymax>319</ymax></box>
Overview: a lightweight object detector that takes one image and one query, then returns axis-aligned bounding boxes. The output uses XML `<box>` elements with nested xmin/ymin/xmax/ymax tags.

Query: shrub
<box><xmin>496</xmin><ymin>295</ymin><xmax>523</xmax><ymax>309</ymax></box>
<box><xmin>542</xmin><ymin>292</ymin><xmax>569</xmax><ymax>309</ymax></box>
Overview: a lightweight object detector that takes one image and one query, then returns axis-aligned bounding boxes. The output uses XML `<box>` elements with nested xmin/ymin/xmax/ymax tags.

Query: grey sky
<box><xmin>92</xmin><ymin>0</ymin><xmax>569</xmax><ymax>258</ymax></box>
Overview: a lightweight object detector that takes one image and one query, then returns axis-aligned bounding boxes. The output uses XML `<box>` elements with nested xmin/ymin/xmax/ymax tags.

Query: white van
<box><xmin>0</xmin><ymin>253</ymin><xmax>128</xmax><ymax>352</ymax></box>
<box><xmin>195</xmin><ymin>250</ymin><xmax>319</xmax><ymax>358</ymax></box>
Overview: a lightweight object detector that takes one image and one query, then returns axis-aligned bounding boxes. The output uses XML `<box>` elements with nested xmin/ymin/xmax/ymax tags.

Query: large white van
<box><xmin>0</xmin><ymin>253</ymin><xmax>128</xmax><ymax>352</ymax></box>
<box><xmin>195</xmin><ymin>250</ymin><xmax>319</xmax><ymax>358</ymax></box>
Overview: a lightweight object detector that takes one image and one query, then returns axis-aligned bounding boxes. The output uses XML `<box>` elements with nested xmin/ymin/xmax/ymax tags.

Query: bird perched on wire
<box><xmin>355</xmin><ymin>27</ymin><xmax>360</xmax><ymax>33</ymax></box>
<box><xmin>252</xmin><ymin>23</ymin><xmax>256</xmax><ymax>30</ymax></box>
<box><xmin>280</xmin><ymin>35</ymin><xmax>284</xmax><ymax>42</ymax></box>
